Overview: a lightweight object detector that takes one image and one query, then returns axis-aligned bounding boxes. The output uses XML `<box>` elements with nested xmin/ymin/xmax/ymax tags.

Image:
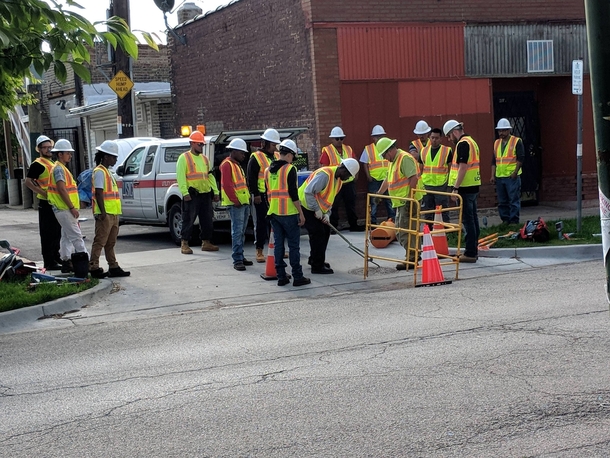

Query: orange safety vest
<box><xmin>220</xmin><ymin>158</ymin><xmax>250</xmax><ymax>206</ymax></box>
<box><xmin>365</xmin><ymin>143</ymin><xmax>389</xmax><ymax>181</ymax></box>
<box><xmin>184</xmin><ymin>151</ymin><xmax>206</xmax><ymax>182</ymax></box>
<box><xmin>92</xmin><ymin>165</ymin><xmax>121</xmax><ymax>215</ymax></box>
<box><xmin>493</xmin><ymin>135</ymin><xmax>522</xmax><ymax>178</ymax></box>
<box><xmin>410</xmin><ymin>138</ymin><xmax>429</xmax><ymax>154</ymax></box>
<box><xmin>266</xmin><ymin>163</ymin><xmax>298</xmax><ymax>216</ymax></box>
<box><xmin>47</xmin><ymin>162</ymin><xmax>79</xmax><ymax>211</ymax></box>
<box><xmin>388</xmin><ymin>151</ymin><xmax>417</xmax><ymax>208</ymax></box>
<box><xmin>321</xmin><ymin>144</ymin><xmax>355</xmax><ymax>183</ymax></box>
<box><xmin>298</xmin><ymin>166</ymin><xmax>342</xmax><ymax>213</ymax></box>
<box><xmin>33</xmin><ymin>157</ymin><xmax>54</xmax><ymax>200</ymax></box>
<box><xmin>421</xmin><ymin>145</ymin><xmax>451</xmax><ymax>187</ymax></box>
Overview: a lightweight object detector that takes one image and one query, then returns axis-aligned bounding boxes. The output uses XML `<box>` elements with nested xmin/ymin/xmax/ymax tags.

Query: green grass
<box><xmin>447</xmin><ymin>215</ymin><xmax>602</xmax><ymax>249</ymax></box>
<box><xmin>0</xmin><ymin>275</ymin><xmax>99</xmax><ymax>313</ymax></box>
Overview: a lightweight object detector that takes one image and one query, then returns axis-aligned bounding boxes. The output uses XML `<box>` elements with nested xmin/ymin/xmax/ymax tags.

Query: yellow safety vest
<box><xmin>449</xmin><ymin>136</ymin><xmax>481</xmax><ymax>187</ymax></box>
<box><xmin>321</xmin><ymin>144</ymin><xmax>355</xmax><ymax>183</ymax></box>
<box><xmin>220</xmin><ymin>158</ymin><xmax>250</xmax><ymax>206</ymax></box>
<box><xmin>494</xmin><ymin>135</ymin><xmax>522</xmax><ymax>178</ymax></box>
<box><xmin>33</xmin><ymin>157</ymin><xmax>54</xmax><ymax>200</ymax></box>
<box><xmin>266</xmin><ymin>164</ymin><xmax>298</xmax><ymax>216</ymax></box>
<box><xmin>48</xmin><ymin>162</ymin><xmax>79</xmax><ymax>211</ymax></box>
<box><xmin>298</xmin><ymin>166</ymin><xmax>342</xmax><ymax>213</ymax></box>
<box><xmin>252</xmin><ymin>150</ymin><xmax>278</xmax><ymax>193</ymax></box>
<box><xmin>365</xmin><ymin>143</ymin><xmax>389</xmax><ymax>181</ymax></box>
<box><xmin>388</xmin><ymin>151</ymin><xmax>418</xmax><ymax>208</ymax></box>
<box><xmin>421</xmin><ymin>145</ymin><xmax>451</xmax><ymax>187</ymax></box>
<box><xmin>410</xmin><ymin>138</ymin><xmax>429</xmax><ymax>154</ymax></box>
<box><xmin>92</xmin><ymin>165</ymin><xmax>121</xmax><ymax>215</ymax></box>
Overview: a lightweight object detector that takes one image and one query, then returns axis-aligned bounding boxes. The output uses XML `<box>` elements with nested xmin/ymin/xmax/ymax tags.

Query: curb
<box><xmin>0</xmin><ymin>278</ymin><xmax>113</xmax><ymax>334</ymax></box>
<box><xmin>478</xmin><ymin>243</ymin><xmax>603</xmax><ymax>260</ymax></box>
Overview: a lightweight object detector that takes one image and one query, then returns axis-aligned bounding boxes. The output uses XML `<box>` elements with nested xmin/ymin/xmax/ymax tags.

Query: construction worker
<box><xmin>25</xmin><ymin>135</ymin><xmax>62</xmax><ymax>270</ymax></box>
<box><xmin>490</xmin><ymin>118</ymin><xmax>524</xmax><ymax>224</ymax></box>
<box><xmin>47</xmin><ymin>139</ymin><xmax>89</xmax><ymax>277</ymax></box>
<box><xmin>376</xmin><ymin>138</ymin><xmax>420</xmax><ymax>271</ymax></box>
<box><xmin>320</xmin><ymin>126</ymin><xmax>364</xmax><ymax>232</ymax></box>
<box><xmin>89</xmin><ymin>140</ymin><xmax>130</xmax><ymax>279</ymax></box>
<box><xmin>177</xmin><ymin>130</ymin><xmax>220</xmax><ymax>254</ymax></box>
<box><xmin>220</xmin><ymin>138</ymin><xmax>253</xmax><ymax>271</ymax></box>
<box><xmin>409</xmin><ymin>120</ymin><xmax>432</xmax><ymax>161</ymax></box>
<box><xmin>266</xmin><ymin>139</ymin><xmax>310</xmax><ymax>287</ymax></box>
<box><xmin>299</xmin><ymin>158</ymin><xmax>360</xmax><ymax>274</ymax></box>
<box><xmin>443</xmin><ymin>120</ymin><xmax>481</xmax><ymax>263</ymax></box>
<box><xmin>360</xmin><ymin>125</ymin><xmax>395</xmax><ymax>225</ymax></box>
<box><xmin>247</xmin><ymin>128</ymin><xmax>280</xmax><ymax>263</ymax></box>
<box><xmin>420</xmin><ymin>128</ymin><xmax>453</xmax><ymax>223</ymax></box>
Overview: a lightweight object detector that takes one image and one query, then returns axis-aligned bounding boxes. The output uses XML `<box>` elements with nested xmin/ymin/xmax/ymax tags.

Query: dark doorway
<box><xmin>44</xmin><ymin>127</ymin><xmax>81</xmax><ymax>175</ymax></box>
<box><xmin>493</xmin><ymin>91</ymin><xmax>542</xmax><ymax>205</ymax></box>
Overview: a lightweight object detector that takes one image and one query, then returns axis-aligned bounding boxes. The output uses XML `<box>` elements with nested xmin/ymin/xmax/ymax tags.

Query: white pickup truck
<box><xmin>114</xmin><ymin>128</ymin><xmax>307</xmax><ymax>244</ymax></box>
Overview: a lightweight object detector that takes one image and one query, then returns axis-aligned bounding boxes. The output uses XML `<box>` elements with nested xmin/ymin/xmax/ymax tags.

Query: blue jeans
<box><xmin>368</xmin><ymin>179</ymin><xmax>395</xmax><ymax>224</ymax></box>
<box><xmin>228</xmin><ymin>205</ymin><xmax>250</xmax><ymax>264</ymax></box>
<box><xmin>496</xmin><ymin>176</ymin><xmax>521</xmax><ymax>224</ymax></box>
<box><xmin>461</xmin><ymin>192</ymin><xmax>480</xmax><ymax>258</ymax></box>
<box><xmin>269</xmin><ymin>214</ymin><xmax>304</xmax><ymax>281</ymax></box>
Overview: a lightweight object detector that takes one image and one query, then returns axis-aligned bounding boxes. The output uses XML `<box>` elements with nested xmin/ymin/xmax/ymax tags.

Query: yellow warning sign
<box><xmin>108</xmin><ymin>70</ymin><xmax>134</xmax><ymax>99</ymax></box>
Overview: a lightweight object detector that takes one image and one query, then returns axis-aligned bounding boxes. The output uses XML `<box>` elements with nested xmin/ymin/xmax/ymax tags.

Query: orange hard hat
<box><xmin>189</xmin><ymin>131</ymin><xmax>205</xmax><ymax>143</ymax></box>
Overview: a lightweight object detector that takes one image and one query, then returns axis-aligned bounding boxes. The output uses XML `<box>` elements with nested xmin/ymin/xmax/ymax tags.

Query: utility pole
<box><xmin>584</xmin><ymin>0</ymin><xmax>610</xmax><ymax>306</ymax></box>
<box><xmin>111</xmin><ymin>0</ymin><xmax>134</xmax><ymax>138</ymax></box>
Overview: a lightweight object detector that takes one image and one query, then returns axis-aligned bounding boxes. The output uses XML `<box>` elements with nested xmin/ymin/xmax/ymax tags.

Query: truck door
<box><xmin>139</xmin><ymin>145</ymin><xmax>158</xmax><ymax>219</ymax></box>
<box><xmin>120</xmin><ymin>146</ymin><xmax>147</xmax><ymax>219</ymax></box>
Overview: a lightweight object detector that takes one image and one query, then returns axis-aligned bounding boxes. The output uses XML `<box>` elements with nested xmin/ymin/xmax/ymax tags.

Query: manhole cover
<box><xmin>348</xmin><ymin>266</ymin><xmax>396</xmax><ymax>276</ymax></box>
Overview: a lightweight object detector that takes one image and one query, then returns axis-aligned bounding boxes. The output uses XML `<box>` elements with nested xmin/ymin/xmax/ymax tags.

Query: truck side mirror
<box><xmin>116</xmin><ymin>165</ymin><xmax>125</xmax><ymax>176</ymax></box>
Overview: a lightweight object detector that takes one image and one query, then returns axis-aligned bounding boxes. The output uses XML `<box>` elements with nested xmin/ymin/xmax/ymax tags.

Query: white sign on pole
<box><xmin>572</xmin><ymin>59</ymin><xmax>583</xmax><ymax>95</ymax></box>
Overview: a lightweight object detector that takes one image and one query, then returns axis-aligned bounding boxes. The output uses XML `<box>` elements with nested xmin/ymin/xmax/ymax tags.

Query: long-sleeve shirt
<box><xmin>220</xmin><ymin>157</ymin><xmax>246</xmax><ymax>206</ymax></box>
<box><xmin>303</xmin><ymin>171</ymin><xmax>330</xmax><ymax>214</ymax></box>
<box><xmin>246</xmin><ymin>149</ymin><xmax>275</xmax><ymax>197</ymax></box>
<box><xmin>176</xmin><ymin>151</ymin><xmax>219</xmax><ymax>196</ymax></box>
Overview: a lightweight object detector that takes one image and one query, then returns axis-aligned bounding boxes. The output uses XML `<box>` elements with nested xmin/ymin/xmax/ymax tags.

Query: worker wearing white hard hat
<box><xmin>443</xmin><ymin>119</ymin><xmax>481</xmax><ymax>263</ymax></box>
<box><xmin>320</xmin><ymin>126</ymin><xmax>363</xmax><ymax>232</ymax></box>
<box><xmin>360</xmin><ymin>125</ymin><xmax>395</xmax><ymax>224</ymax></box>
<box><xmin>89</xmin><ymin>140</ymin><xmax>129</xmax><ymax>279</ymax></box>
<box><xmin>247</xmin><ymin>128</ymin><xmax>280</xmax><ymax>262</ymax></box>
<box><xmin>420</xmin><ymin>127</ymin><xmax>454</xmax><ymax>224</ymax></box>
<box><xmin>409</xmin><ymin>120</ymin><xmax>432</xmax><ymax>160</ymax></box>
<box><xmin>376</xmin><ymin>137</ymin><xmax>420</xmax><ymax>271</ymax></box>
<box><xmin>25</xmin><ymin>135</ymin><xmax>62</xmax><ymax>270</ymax></box>
<box><xmin>491</xmin><ymin>118</ymin><xmax>524</xmax><ymax>225</ymax></box>
<box><xmin>298</xmin><ymin>158</ymin><xmax>359</xmax><ymax>274</ymax></box>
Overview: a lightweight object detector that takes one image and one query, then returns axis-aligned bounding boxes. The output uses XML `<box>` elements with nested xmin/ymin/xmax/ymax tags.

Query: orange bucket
<box><xmin>370</xmin><ymin>219</ymin><xmax>397</xmax><ymax>248</ymax></box>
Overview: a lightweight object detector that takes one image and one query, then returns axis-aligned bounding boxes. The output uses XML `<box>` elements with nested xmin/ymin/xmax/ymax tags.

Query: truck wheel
<box><xmin>168</xmin><ymin>203</ymin><xmax>183</xmax><ymax>246</ymax></box>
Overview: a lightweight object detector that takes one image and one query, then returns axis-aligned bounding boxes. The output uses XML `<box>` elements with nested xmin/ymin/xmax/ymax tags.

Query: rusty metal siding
<box><xmin>465</xmin><ymin>23</ymin><xmax>587</xmax><ymax>77</ymax></box>
<box><xmin>337</xmin><ymin>24</ymin><xmax>465</xmax><ymax>81</ymax></box>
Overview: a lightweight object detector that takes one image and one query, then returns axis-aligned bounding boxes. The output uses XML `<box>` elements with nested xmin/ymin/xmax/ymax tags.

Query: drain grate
<box><xmin>348</xmin><ymin>266</ymin><xmax>397</xmax><ymax>276</ymax></box>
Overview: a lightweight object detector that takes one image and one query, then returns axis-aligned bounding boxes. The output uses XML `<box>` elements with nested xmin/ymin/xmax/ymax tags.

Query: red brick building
<box><xmin>168</xmin><ymin>0</ymin><xmax>595</xmax><ymax>209</ymax></box>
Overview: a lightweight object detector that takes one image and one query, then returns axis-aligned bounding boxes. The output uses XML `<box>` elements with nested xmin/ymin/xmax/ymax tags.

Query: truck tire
<box><xmin>168</xmin><ymin>202</ymin><xmax>183</xmax><ymax>245</ymax></box>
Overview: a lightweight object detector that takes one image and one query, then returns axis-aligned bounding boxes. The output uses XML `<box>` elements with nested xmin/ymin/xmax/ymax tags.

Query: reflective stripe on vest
<box><xmin>322</xmin><ymin>144</ymin><xmax>355</xmax><ymax>183</ymax></box>
<box><xmin>494</xmin><ymin>135</ymin><xmax>522</xmax><ymax>178</ymax></box>
<box><xmin>253</xmin><ymin>150</ymin><xmax>276</xmax><ymax>193</ymax></box>
<box><xmin>92</xmin><ymin>165</ymin><xmax>121</xmax><ymax>215</ymax></box>
<box><xmin>410</xmin><ymin>138</ymin><xmax>429</xmax><ymax>154</ymax></box>
<box><xmin>184</xmin><ymin>151</ymin><xmax>207</xmax><ymax>182</ymax></box>
<box><xmin>387</xmin><ymin>151</ymin><xmax>416</xmax><ymax>208</ymax></box>
<box><xmin>365</xmin><ymin>143</ymin><xmax>389</xmax><ymax>181</ymax></box>
<box><xmin>298</xmin><ymin>166</ymin><xmax>342</xmax><ymax>212</ymax></box>
<box><xmin>266</xmin><ymin>164</ymin><xmax>298</xmax><ymax>216</ymax></box>
<box><xmin>448</xmin><ymin>136</ymin><xmax>481</xmax><ymax>187</ymax></box>
<box><xmin>33</xmin><ymin>157</ymin><xmax>54</xmax><ymax>200</ymax></box>
<box><xmin>421</xmin><ymin>145</ymin><xmax>451</xmax><ymax>186</ymax></box>
<box><xmin>48</xmin><ymin>162</ymin><xmax>79</xmax><ymax>211</ymax></box>
<box><xmin>221</xmin><ymin>158</ymin><xmax>250</xmax><ymax>206</ymax></box>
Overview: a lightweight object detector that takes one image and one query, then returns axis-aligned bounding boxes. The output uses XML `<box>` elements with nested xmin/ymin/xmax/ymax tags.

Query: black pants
<box><xmin>303</xmin><ymin>208</ymin><xmax>331</xmax><ymax>269</ymax></box>
<box><xmin>330</xmin><ymin>181</ymin><xmax>358</xmax><ymax>229</ymax></box>
<box><xmin>181</xmin><ymin>192</ymin><xmax>214</xmax><ymax>242</ymax></box>
<box><xmin>253</xmin><ymin>193</ymin><xmax>270</xmax><ymax>250</ymax></box>
<box><xmin>38</xmin><ymin>199</ymin><xmax>61</xmax><ymax>267</ymax></box>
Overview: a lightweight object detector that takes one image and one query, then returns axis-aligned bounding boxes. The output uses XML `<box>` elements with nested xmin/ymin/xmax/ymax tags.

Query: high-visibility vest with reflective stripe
<box><xmin>184</xmin><ymin>151</ymin><xmax>206</xmax><ymax>182</ymax></box>
<box><xmin>421</xmin><ymin>145</ymin><xmax>451</xmax><ymax>186</ymax></box>
<box><xmin>92</xmin><ymin>165</ymin><xmax>121</xmax><ymax>215</ymax></box>
<box><xmin>33</xmin><ymin>157</ymin><xmax>54</xmax><ymax>200</ymax></box>
<box><xmin>449</xmin><ymin>136</ymin><xmax>481</xmax><ymax>187</ymax></box>
<box><xmin>410</xmin><ymin>138</ymin><xmax>429</xmax><ymax>154</ymax></box>
<box><xmin>252</xmin><ymin>150</ymin><xmax>278</xmax><ymax>193</ymax></box>
<box><xmin>388</xmin><ymin>151</ymin><xmax>418</xmax><ymax>208</ymax></box>
<box><xmin>321</xmin><ymin>144</ymin><xmax>355</xmax><ymax>183</ymax></box>
<box><xmin>365</xmin><ymin>143</ymin><xmax>389</xmax><ymax>181</ymax></box>
<box><xmin>494</xmin><ymin>135</ymin><xmax>522</xmax><ymax>178</ymax></box>
<box><xmin>48</xmin><ymin>162</ymin><xmax>79</xmax><ymax>211</ymax></box>
<box><xmin>220</xmin><ymin>158</ymin><xmax>250</xmax><ymax>206</ymax></box>
<box><xmin>298</xmin><ymin>166</ymin><xmax>342</xmax><ymax>213</ymax></box>
<box><xmin>266</xmin><ymin>164</ymin><xmax>298</xmax><ymax>216</ymax></box>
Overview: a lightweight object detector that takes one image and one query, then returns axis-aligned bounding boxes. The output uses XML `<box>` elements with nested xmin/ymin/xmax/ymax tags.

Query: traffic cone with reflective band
<box><xmin>431</xmin><ymin>205</ymin><xmax>449</xmax><ymax>256</ymax></box>
<box><xmin>416</xmin><ymin>225</ymin><xmax>452</xmax><ymax>287</ymax></box>
<box><xmin>260</xmin><ymin>229</ymin><xmax>278</xmax><ymax>280</ymax></box>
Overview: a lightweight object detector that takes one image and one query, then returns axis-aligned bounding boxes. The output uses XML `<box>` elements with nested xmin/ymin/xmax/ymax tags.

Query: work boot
<box><xmin>89</xmin><ymin>267</ymin><xmax>108</xmax><ymax>279</ymax></box>
<box><xmin>256</xmin><ymin>248</ymin><xmax>265</xmax><ymax>263</ymax></box>
<box><xmin>108</xmin><ymin>266</ymin><xmax>131</xmax><ymax>277</ymax></box>
<box><xmin>293</xmin><ymin>277</ymin><xmax>311</xmax><ymax>287</ymax></box>
<box><xmin>71</xmin><ymin>252</ymin><xmax>90</xmax><ymax>279</ymax></box>
<box><xmin>242</xmin><ymin>258</ymin><xmax>254</xmax><ymax>266</ymax></box>
<box><xmin>458</xmin><ymin>254</ymin><xmax>477</xmax><ymax>263</ymax></box>
<box><xmin>61</xmin><ymin>259</ymin><xmax>73</xmax><ymax>273</ymax></box>
<box><xmin>233</xmin><ymin>262</ymin><xmax>246</xmax><ymax>271</ymax></box>
<box><xmin>181</xmin><ymin>240</ymin><xmax>193</xmax><ymax>255</ymax></box>
<box><xmin>201</xmin><ymin>240</ymin><xmax>219</xmax><ymax>252</ymax></box>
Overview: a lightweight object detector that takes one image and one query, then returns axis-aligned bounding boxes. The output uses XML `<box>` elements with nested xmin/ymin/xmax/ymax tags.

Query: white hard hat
<box><xmin>96</xmin><ymin>140</ymin><xmax>119</xmax><ymax>157</ymax></box>
<box><xmin>495</xmin><ymin>118</ymin><xmax>512</xmax><ymax>130</ymax></box>
<box><xmin>227</xmin><ymin>138</ymin><xmax>248</xmax><ymax>153</ymax></box>
<box><xmin>442</xmin><ymin>119</ymin><xmax>463</xmax><ymax>136</ymax></box>
<box><xmin>279</xmin><ymin>139</ymin><xmax>298</xmax><ymax>155</ymax></box>
<box><xmin>36</xmin><ymin>135</ymin><xmax>52</xmax><ymax>147</ymax></box>
<box><xmin>413</xmin><ymin>120</ymin><xmax>431</xmax><ymax>135</ymax></box>
<box><xmin>51</xmin><ymin>139</ymin><xmax>74</xmax><ymax>152</ymax></box>
<box><xmin>341</xmin><ymin>158</ymin><xmax>360</xmax><ymax>177</ymax></box>
<box><xmin>371</xmin><ymin>125</ymin><xmax>386</xmax><ymax>136</ymax></box>
<box><xmin>260</xmin><ymin>128</ymin><xmax>281</xmax><ymax>144</ymax></box>
<box><xmin>329</xmin><ymin>126</ymin><xmax>346</xmax><ymax>138</ymax></box>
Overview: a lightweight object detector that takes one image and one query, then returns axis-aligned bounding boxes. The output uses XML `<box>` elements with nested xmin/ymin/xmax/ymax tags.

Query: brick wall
<box><xmin>88</xmin><ymin>44</ymin><xmax>170</xmax><ymax>84</ymax></box>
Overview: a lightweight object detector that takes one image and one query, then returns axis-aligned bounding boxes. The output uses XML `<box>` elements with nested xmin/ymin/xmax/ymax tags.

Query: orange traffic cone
<box><xmin>260</xmin><ymin>229</ymin><xmax>278</xmax><ymax>280</ymax></box>
<box><xmin>370</xmin><ymin>218</ymin><xmax>397</xmax><ymax>248</ymax></box>
<box><xmin>417</xmin><ymin>225</ymin><xmax>452</xmax><ymax>287</ymax></box>
<box><xmin>431</xmin><ymin>205</ymin><xmax>449</xmax><ymax>257</ymax></box>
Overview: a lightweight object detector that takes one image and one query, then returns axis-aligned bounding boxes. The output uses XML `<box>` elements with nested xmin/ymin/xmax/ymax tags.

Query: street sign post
<box><xmin>108</xmin><ymin>70</ymin><xmax>134</xmax><ymax>100</ymax></box>
<box><xmin>573</xmin><ymin>59</ymin><xmax>584</xmax><ymax>231</ymax></box>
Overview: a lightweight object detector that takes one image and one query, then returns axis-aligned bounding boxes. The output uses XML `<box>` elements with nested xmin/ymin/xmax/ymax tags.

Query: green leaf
<box><xmin>54</xmin><ymin>60</ymin><xmax>67</xmax><ymax>82</ymax></box>
<box><xmin>139</xmin><ymin>32</ymin><xmax>159</xmax><ymax>52</ymax></box>
<box><xmin>68</xmin><ymin>61</ymin><xmax>91</xmax><ymax>83</ymax></box>
<box><xmin>101</xmin><ymin>31</ymin><xmax>118</xmax><ymax>49</ymax></box>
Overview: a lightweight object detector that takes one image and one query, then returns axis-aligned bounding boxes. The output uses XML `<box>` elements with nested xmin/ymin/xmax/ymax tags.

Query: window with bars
<box><xmin>527</xmin><ymin>40</ymin><xmax>554</xmax><ymax>73</ymax></box>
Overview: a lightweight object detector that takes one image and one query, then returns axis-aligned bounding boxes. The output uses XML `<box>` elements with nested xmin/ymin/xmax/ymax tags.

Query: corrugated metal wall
<box><xmin>465</xmin><ymin>23</ymin><xmax>587</xmax><ymax>77</ymax></box>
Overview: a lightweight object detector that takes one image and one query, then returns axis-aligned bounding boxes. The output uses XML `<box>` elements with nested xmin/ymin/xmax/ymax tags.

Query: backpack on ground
<box><xmin>519</xmin><ymin>217</ymin><xmax>550</xmax><ymax>242</ymax></box>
